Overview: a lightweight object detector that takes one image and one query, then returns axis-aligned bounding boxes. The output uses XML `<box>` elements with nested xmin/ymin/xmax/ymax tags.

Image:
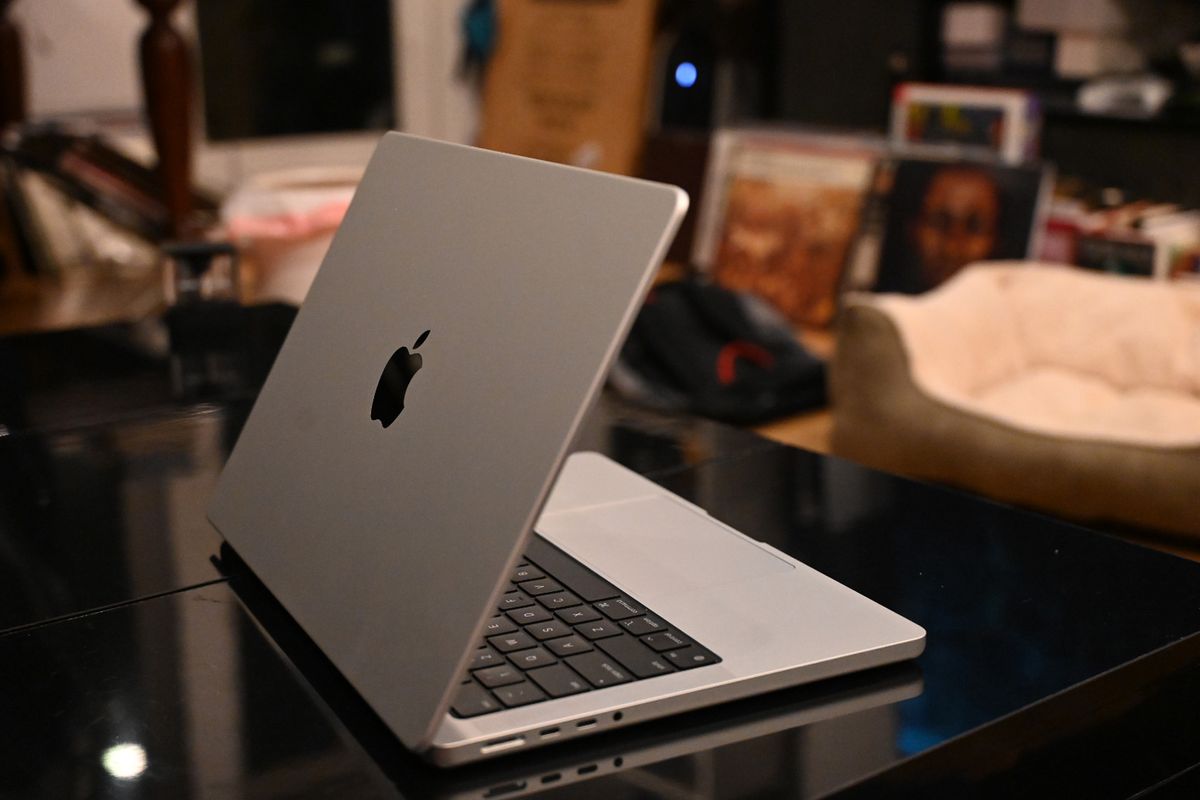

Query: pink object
<box><xmin>220</xmin><ymin>167</ymin><xmax>362</xmax><ymax>304</ymax></box>
<box><xmin>225</xmin><ymin>199</ymin><xmax>351</xmax><ymax>241</ymax></box>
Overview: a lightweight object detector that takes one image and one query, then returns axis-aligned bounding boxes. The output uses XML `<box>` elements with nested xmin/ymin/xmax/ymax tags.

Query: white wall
<box><xmin>13</xmin><ymin>0</ymin><xmax>145</xmax><ymax>117</ymax></box>
<box><xmin>396</xmin><ymin>0</ymin><xmax>479</xmax><ymax>143</ymax></box>
<box><xmin>9</xmin><ymin>0</ymin><xmax>479</xmax><ymax>189</ymax></box>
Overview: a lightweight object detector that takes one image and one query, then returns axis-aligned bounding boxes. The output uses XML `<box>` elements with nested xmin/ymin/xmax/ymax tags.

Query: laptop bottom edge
<box><xmin>427</xmin><ymin>635</ymin><xmax>924</xmax><ymax>767</ymax></box>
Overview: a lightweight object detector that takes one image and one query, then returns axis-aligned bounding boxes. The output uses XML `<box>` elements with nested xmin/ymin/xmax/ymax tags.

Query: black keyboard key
<box><xmin>663</xmin><ymin>646</ymin><xmax>719</xmax><ymax>670</ymax></box>
<box><xmin>483</xmin><ymin>616</ymin><xmax>518</xmax><ymax>637</ymax></box>
<box><xmin>594</xmin><ymin>598</ymin><xmax>643</xmax><ymax>621</ymax></box>
<box><xmin>619</xmin><ymin>615</ymin><xmax>668</xmax><ymax>636</ymax></box>
<box><xmin>525</xmin><ymin>536</ymin><xmax>621</xmax><ymax>601</ymax></box>
<box><xmin>452</xmin><ymin>682</ymin><xmax>502</xmax><ymax>717</ymax></box>
<box><xmin>493</xmin><ymin>681</ymin><xmax>546</xmax><ymax>708</ymax></box>
<box><xmin>544</xmin><ymin>634</ymin><xmax>593</xmax><ymax>656</ymax></box>
<box><xmin>538</xmin><ymin>591</ymin><xmax>582</xmax><ymax>610</ymax></box>
<box><xmin>642</xmin><ymin>631</ymin><xmax>692</xmax><ymax>652</ymax></box>
<box><xmin>565</xmin><ymin>652</ymin><xmax>633</xmax><ymax>687</ymax></box>
<box><xmin>499</xmin><ymin>591</ymin><xmax>535</xmax><ymax>611</ymax></box>
<box><xmin>526</xmin><ymin>620</ymin><xmax>573</xmax><ymax>641</ymax></box>
<box><xmin>489</xmin><ymin>631</ymin><xmax>537</xmax><ymax>653</ymax></box>
<box><xmin>511</xmin><ymin>564</ymin><xmax>545</xmax><ymax>583</ymax></box>
<box><xmin>506</xmin><ymin>541</ymin><xmax>719</xmax><ymax>679</ymax></box>
<box><xmin>575</xmin><ymin>620</ymin><xmax>623</xmax><ymax>640</ymax></box>
<box><xmin>507</xmin><ymin>606</ymin><xmax>553</xmax><ymax>625</ymax></box>
<box><xmin>469</xmin><ymin>646</ymin><xmax>504</xmax><ymax>670</ymax></box>
<box><xmin>475</xmin><ymin>664</ymin><xmax>524</xmax><ymax>688</ymax></box>
<box><xmin>597</xmin><ymin>635</ymin><xmax>677</xmax><ymax>678</ymax></box>
<box><xmin>557</xmin><ymin>606</ymin><xmax>601</xmax><ymax>625</ymax></box>
<box><xmin>509</xmin><ymin>645</ymin><xmax>557</xmax><ymax>670</ymax></box>
<box><xmin>528</xmin><ymin>663</ymin><xmax>590</xmax><ymax>698</ymax></box>
<box><xmin>518</xmin><ymin>578</ymin><xmax>564</xmax><ymax>596</ymax></box>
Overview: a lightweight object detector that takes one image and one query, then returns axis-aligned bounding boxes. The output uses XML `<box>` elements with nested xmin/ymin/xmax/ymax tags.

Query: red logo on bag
<box><xmin>715</xmin><ymin>341</ymin><xmax>774</xmax><ymax>385</ymax></box>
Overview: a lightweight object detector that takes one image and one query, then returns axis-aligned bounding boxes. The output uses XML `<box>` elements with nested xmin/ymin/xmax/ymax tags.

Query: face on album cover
<box><xmin>872</xmin><ymin>158</ymin><xmax>1047</xmax><ymax>294</ymax></box>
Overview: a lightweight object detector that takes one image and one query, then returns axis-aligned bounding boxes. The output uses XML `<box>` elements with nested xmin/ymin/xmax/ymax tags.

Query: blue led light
<box><xmin>674</xmin><ymin>61</ymin><xmax>698</xmax><ymax>89</ymax></box>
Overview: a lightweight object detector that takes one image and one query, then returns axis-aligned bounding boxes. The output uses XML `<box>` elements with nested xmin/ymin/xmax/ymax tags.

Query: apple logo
<box><xmin>370</xmin><ymin>329</ymin><xmax>430</xmax><ymax>428</ymax></box>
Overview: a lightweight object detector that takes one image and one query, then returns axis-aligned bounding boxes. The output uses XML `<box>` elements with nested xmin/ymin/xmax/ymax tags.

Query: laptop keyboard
<box><xmin>450</xmin><ymin>535</ymin><xmax>721</xmax><ymax>718</ymax></box>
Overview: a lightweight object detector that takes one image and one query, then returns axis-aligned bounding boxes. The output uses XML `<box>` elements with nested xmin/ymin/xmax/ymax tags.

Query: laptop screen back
<box><xmin>208</xmin><ymin>133</ymin><xmax>686</xmax><ymax>749</ymax></box>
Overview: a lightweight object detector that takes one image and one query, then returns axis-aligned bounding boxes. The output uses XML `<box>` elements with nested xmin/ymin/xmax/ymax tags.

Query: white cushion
<box><xmin>872</xmin><ymin>262</ymin><xmax>1200</xmax><ymax>448</ymax></box>
<box><xmin>972</xmin><ymin>366</ymin><xmax>1200</xmax><ymax>447</ymax></box>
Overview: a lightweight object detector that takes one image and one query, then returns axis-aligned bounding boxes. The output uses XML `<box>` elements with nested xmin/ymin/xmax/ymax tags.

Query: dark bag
<box><xmin>611</xmin><ymin>279</ymin><xmax>826</xmax><ymax>424</ymax></box>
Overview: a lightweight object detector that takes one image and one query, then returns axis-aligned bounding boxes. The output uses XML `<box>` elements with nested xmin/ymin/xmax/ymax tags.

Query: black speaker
<box><xmin>659</xmin><ymin>21</ymin><xmax>719</xmax><ymax>129</ymax></box>
<box><xmin>653</xmin><ymin>0</ymin><xmax>780</xmax><ymax>131</ymax></box>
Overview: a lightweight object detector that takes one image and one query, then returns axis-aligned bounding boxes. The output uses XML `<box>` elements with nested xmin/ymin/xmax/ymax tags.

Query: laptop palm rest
<box><xmin>538</xmin><ymin>495</ymin><xmax>793</xmax><ymax>599</ymax></box>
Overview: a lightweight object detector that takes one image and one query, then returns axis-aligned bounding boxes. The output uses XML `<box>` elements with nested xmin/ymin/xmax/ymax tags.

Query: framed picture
<box><xmin>1074</xmin><ymin>234</ymin><xmax>1156</xmax><ymax>277</ymax></box>
<box><xmin>866</xmin><ymin>156</ymin><xmax>1053</xmax><ymax>294</ymax></box>
<box><xmin>890</xmin><ymin>82</ymin><xmax>1041</xmax><ymax>165</ymax></box>
<box><xmin>693</xmin><ymin>129</ymin><xmax>882</xmax><ymax>327</ymax></box>
<box><xmin>478</xmin><ymin>0</ymin><xmax>657</xmax><ymax>175</ymax></box>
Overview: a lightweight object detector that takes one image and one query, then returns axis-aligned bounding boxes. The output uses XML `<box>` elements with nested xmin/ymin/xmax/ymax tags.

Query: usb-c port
<box><xmin>575</xmin><ymin>719</ymin><xmax>597</xmax><ymax>730</ymax></box>
<box><xmin>539</xmin><ymin>727</ymin><xmax>560</xmax><ymax>738</ymax></box>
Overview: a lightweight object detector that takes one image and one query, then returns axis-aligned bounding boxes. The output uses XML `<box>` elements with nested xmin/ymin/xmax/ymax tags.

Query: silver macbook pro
<box><xmin>208</xmin><ymin>132</ymin><xmax>925</xmax><ymax>767</ymax></box>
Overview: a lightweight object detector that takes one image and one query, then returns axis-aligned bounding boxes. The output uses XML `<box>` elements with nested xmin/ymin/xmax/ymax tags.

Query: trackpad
<box><xmin>538</xmin><ymin>496</ymin><xmax>793</xmax><ymax>597</ymax></box>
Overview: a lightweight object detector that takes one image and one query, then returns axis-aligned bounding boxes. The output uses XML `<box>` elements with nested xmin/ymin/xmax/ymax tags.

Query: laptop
<box><xmin>208</xmin><ymin>132</ymin><xmax>925</xmax><ymax>767</ymax></box>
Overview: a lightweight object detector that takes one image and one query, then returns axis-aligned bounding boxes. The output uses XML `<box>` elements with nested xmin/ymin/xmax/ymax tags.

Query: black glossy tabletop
<box><xmin>2</xmin><ymin>316</ymin><xmax>1200</xmax><ymax>799</ymax></box>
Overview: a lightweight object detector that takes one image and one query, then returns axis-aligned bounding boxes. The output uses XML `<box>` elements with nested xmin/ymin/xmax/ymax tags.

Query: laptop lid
<box><xmin>208</xmin><ymin>133</ymin><xmax>687</xmax><ymax>750</ymax></box>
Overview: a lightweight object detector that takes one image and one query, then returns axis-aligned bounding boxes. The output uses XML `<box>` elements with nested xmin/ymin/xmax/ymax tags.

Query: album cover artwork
<box><xmin>890</xmin><ymin>83</ymin><xmax>1041</xmax><ymax>164</ymax></box>
<box><xmin>869</xmin><ymin>157</ymin><xmax>1051</xmax><ymax>294</ymax></box>
<box><xmin>701</xmin><ymin>133</ymin><xmax>878</xmax><ymax>327</ymax></box>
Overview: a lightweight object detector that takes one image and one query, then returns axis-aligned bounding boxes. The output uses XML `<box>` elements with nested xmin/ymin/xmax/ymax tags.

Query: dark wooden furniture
<box><xmin>0</xmin><ymin>1</ymin><xmax>195</xmax><ymax>236</ymax></box>
<box><xmin>0</xmin><ymin>0</ymin><xmax>25</xmax><ymax>128</ymax></box>
<box><xmin>134</xmin><ymin>0</ymin><xmax>194</xmax><ymax>237</ymax></box>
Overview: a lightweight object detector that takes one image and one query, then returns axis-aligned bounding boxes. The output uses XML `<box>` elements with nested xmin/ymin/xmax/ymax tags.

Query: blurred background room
<box><xmin>1</xmin><ymin>0</ymin><xmax>1199</xmax><ymax>554</ymax></box>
